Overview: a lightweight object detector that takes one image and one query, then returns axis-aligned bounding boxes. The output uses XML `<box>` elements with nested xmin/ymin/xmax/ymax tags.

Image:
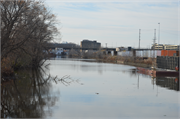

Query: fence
<box><xmin>157</xmin><ymin>56</ymin><xmax>179</xmax><ymax>70</ymax></box>
<box><xmin>117</xmin><ymin>51</ymin><xmax>133</xmax><ymax>56</ymax></box>
<box><xmin>117</xmin><ymin>50</ymin><xmax>161</xmax><ymax>58</ymax></box>
<box><xmin>136</xmin><ymin>50</ymin><xmax>161</xmax><ymax>58</ymax></box>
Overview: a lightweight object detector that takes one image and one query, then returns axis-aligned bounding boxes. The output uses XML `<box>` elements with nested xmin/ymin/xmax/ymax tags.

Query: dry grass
<box><xmin>68</xmin><ymin>50</ymin><xmax>153</xmax><ymax>67</ymax></box>
<box><xmin>144</xmin><ymin>58</ymin><xmax>153</xmax><ymax>65</ymax></box>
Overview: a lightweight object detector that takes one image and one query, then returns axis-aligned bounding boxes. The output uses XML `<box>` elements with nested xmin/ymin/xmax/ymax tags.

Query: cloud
<box><xmin>45</xmin><ymin>1</ymin><xmax>179</xmax><ymax>47</ymax></box>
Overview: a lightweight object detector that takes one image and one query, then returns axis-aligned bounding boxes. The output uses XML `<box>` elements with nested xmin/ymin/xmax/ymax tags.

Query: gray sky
<box><xmin>46</xmin><ymin>0</ymin><xmax>179</xmax><ymax>48</ymax></box>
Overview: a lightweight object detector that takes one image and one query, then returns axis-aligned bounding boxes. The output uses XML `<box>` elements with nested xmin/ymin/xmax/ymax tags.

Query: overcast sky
<box><xmin>46</xmin><ymin>0</ymin><xmax>179</xmax><ymax>48</ymax></box>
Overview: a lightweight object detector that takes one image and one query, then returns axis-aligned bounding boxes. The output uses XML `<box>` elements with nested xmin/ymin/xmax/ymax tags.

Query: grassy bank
<box><xmin>95</xmin><ymin>56</ymin><xmax>153</xmax><ymax>68</ymax></box>
<box><xmin>68</xmin><ymin>49</ymin><xmax>154</xmax><ymax>68</ymax></box>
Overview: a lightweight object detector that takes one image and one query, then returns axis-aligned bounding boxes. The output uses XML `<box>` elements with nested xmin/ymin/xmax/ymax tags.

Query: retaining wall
<box><xmin>157</xmin><ymin>56</ymin><xmax>179</xmax><ymax>70</ymax></box>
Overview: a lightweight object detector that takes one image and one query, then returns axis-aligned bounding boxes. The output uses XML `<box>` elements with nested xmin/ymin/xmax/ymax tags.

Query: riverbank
<box><xmin>68</xmin><ymin>49</ymin><xmax>153</xmax><ymax>68</ymax></box>
<box><xmin>92</xmin><ymin>56</ymin><xmax>153</xmax><ymax>68</ymax></box>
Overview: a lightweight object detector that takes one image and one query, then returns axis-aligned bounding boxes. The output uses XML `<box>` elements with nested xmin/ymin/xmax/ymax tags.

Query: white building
<box><xmin>151</xmin><ymin>43</ymin><xmax>179</xmax><ymax>50</ymax></box>
<box><xmin>55</xmin><ymin>48</ymin><xmax>64</xmax><ymax>55</ymax></box>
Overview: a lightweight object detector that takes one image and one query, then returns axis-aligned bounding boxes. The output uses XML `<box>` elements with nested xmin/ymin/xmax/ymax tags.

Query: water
<box><xmin>45</xmin><ymin>58</ymin><xmax>180</xmax><ymax>119</ymax></box>
<box><xmin>1</xmin><ymin>57</ymin><xmax>179</xmax><ymax>119</ymax></box>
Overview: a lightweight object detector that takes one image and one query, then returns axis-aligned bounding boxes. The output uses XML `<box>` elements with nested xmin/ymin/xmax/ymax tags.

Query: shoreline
<box><xmin>66</xmin><ymin>56</ymin><xmax>179</xmax><ymax>77</ymax></box>
<box><xmin>2</xmin><ymin>56</ymin><xmax>178</xmax><ymax>83</ymax></box>
<box><xmin>94</xmin><ymin>58</ymin><xmax>152</xmax><ymax>68</ymax></box>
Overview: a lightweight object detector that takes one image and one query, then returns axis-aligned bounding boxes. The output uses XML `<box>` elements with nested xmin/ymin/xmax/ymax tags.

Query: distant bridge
<box><xmin>46</xmin><ymin>43</ymin><xmax>179</xmax><ymax>52</ymax></box>
<box><xmin>46</xmin><ymin>43</ymin><xmax>116</xmax><ymax>51</ymax></box>
<box><xmin>133</xmin><ymin>48</ymin><xmax>158</xmax><ymax>51</ymax></box>
<box><xmin>134</xmin><ymin>48</ymin><xmax>179</xmax><ymax>51</ymax></box>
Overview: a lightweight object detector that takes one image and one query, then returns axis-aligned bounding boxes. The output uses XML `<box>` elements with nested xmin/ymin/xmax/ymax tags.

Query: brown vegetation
<box><xmin>68</xmin><ymin>49</ymin><xmax>153</xmax><ymax>67</ymax></box>
<box><xmin>1</xmin><ymin>0</ymin><xmax>59</xmax><ymax>77</ymax></box>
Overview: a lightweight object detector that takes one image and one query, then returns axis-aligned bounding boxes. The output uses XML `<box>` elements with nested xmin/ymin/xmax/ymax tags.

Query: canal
<box><xmin>1</xmin><ymin>57</ymin><xmax>180</xmax><ymax>119</ymax></box>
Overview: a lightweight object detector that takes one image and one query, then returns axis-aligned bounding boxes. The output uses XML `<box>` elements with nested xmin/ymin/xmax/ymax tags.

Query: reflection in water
<box><xmin>3</xmin><ymin>58</ymin><xmax>178</xmax><ymax>118</ymax></box>
<box><xmin>40</xmin><ymin>58</ymin><xmax>179</xmax><ymax>119</ymax></box>
<box><xmin>1</xmin><ymin>68</ymin><xmax>59</xmax><ymax>118</ymax></box>
<box><xmin>156</xmin><ymin>77</ymin><xmax>179</xmax><ymax>91</ymax></box>
<box><xmin>128</xmin><ymin>69</ymin><xmax>179</xmax><ymax>91</ymax></box>
<box><xmin>138</xmin><ymin>74</ymin><xmax>139</xmax><ymax>89</ymax></box>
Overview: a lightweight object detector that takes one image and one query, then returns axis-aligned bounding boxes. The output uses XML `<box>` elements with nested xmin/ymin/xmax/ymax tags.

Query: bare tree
<box><xmin>1</xmin><ymin>0</ymin><xmax>59</xmax><ymax>69</ymax></box>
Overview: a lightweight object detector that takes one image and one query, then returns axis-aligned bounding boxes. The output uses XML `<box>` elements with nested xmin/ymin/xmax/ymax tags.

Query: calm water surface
<box><xmin>44</xmin><ymin>57</ymin><xmax>180</xmax><ymax>119</ymax></box>
<box><xmin>2</xmin><ymin>57</ymin><xmax>179</xmax><ymax>119</ymax></box>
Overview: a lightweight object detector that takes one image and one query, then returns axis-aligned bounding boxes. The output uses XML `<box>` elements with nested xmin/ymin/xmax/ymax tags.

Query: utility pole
<box><xmin>139</xmin><ymin>29</ymin><xmax>141</xmax><ymax>49</ymax></box>
<box><xmin>153</xmin><ymin>29</ymin><xmax>156</xmax><ymax>45</ymax></box>
<box><xmin>153</xmin><ymin>29</ymin><xmax>156</xmax><ymax>68</ymax></box>
<box><xmin>158</xmin><ymin>23</ymin><xmax>160</xmax><ymax>45</ymax></box>
<box><xmin>138</xmin><ymin>74</ymin><xmax>139</xmax><ymax>89</ymax></box>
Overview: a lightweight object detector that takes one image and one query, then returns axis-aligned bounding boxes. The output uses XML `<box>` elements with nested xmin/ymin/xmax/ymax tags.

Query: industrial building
<box><xmin>80</xmin><ymin>40</ymin><xmax>101</xmax><ymax>48</ymax></box>
<box><xmin>151</xmin><ymin>43</ymin><xmax>179</xmax><ymax>50</ymax></box>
